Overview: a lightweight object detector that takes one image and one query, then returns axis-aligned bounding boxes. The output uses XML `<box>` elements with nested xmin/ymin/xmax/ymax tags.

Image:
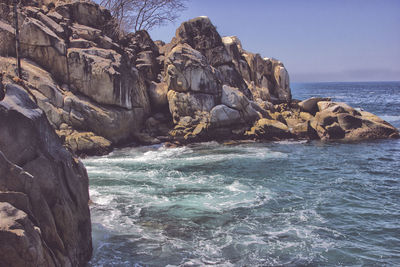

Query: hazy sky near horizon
<box><xmin>148</xmin><ymin>0</ymin><xmax>400</xmax><ymax>82</ymax></box>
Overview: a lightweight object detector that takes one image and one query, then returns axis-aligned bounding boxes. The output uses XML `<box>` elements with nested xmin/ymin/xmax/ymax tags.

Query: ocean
<box><xmin>84</xmin><ymin>82</ymin><xmax>400</xmax><ymax>266</ymax></box>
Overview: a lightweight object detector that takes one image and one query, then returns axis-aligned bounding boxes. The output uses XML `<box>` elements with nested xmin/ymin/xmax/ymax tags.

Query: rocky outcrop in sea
<box><xmin>0</xmin><ymin>0</ymin><xmax>398</xmax><ymax>266</ymax></box>
<box><xmin>1</xmin><ymin>0</ymin><xmax>398</xmax><ymax>156</ymax></box>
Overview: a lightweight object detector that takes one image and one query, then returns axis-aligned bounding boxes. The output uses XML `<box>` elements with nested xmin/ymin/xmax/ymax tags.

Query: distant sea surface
<box><xmin>84</xmin><ymin>82</ymin><xmax>400</xmax><ymax>266</ymax></box>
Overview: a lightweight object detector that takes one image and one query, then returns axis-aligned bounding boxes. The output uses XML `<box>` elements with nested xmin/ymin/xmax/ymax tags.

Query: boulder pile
<box><xmin>0</xmin><ymin>1</ymin><xmax>398</xmax><ymax>266</ymax></box>
<box><xmin>0</xmin><ymin>0</ymin><xmax>398</xmax><ymax>155</ymax></box>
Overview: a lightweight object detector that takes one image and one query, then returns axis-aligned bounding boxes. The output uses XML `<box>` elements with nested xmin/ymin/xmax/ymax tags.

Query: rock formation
<box><xmin>0</xmin><ymin>0</ymin><xmax>398</xmax><ymax>155</ymax></box>
<box><xmin>0</xmin><ymin>83</ymin><xmax>92</xmax><ymax>266</ymax></box>
<box><xmin>0</xmin><ymin>0</ymin><xmax>398</xmax><ymax>266</ymax></box>
<box><xmin>0</xmin><ymin>0</ymin><xmax>151</xmax><ymax>155</ymax></box>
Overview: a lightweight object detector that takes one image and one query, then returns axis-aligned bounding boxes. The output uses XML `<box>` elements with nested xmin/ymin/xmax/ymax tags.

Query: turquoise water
<box><xmin>85</xmin><ymin>82</ymin><xmax>400</xmax><ymax>266</ymax></box>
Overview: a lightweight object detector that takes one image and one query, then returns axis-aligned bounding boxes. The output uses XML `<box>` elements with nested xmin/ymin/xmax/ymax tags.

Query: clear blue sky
<box><xmin>149</xmin><ymin>0</ymin><xmax>400</xmax><ymax>82</ymax></box>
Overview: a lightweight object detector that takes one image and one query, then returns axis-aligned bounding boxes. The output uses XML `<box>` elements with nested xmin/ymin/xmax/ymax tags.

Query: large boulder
<box><xmin>246</xmin><ymin>118</ymin><xmax>291</xmax><ymax>140</ymax></box>
<box><xmin>210</xmin><ymin>104</ymin><xmax>241</xmax><ymax>127</ymax></box>
<box><xmin>0</xmin><ymin>83</ymin><xmax>92</xmax><ymax>266</ymax></box>
<box><xmin>57</xmin><ymin>126</ymin><xmax>112</xmax><ymax>156</ymax></box>
<box><xmin>54</xmin><ymin>0</ymin><xmax>116</xmax><ymax>35</ymax></box>
<box><xmin>221</xmin><ymin>85</ymin><xmax>261</xmax><ymax>123</ymax></box>
<box><xmin>299</xmin><ymin>97</ymin><xmax>331</xmax><ymax>115</ymax></box>
<box><xmin>311</xmin><ymin>101</ymin><xmax>399</xmax><ymax>140</ymax></box>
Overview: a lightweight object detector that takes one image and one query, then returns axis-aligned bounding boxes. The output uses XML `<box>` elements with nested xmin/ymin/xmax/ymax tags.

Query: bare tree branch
<box><xmin>95</xmin><ymin>0</ymin><xmax>186</xmax><ymax>33</ymax></box>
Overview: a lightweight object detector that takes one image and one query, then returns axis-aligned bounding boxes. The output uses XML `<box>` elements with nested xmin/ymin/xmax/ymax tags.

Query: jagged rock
<box><xmin>240</xmin><ymin>51</ymin><xmax>291</xmax><ymax>102</ymax></box>
<box><xmin>173</xmin><ymin>16</ymin><xmax>232</xmax><ymax>66</ymax></box>
<box><xmin>247</xmin><ymin>81</ymin><xmax>271</xmax><ymax>103</ymax></box>
<box><xmin>0</xmin><ymin>83</ymin><xmax>91</xmax><ymax>266</ymax></box>
<box><xmin>70</xmin><ymin>23</ymin><xmax>102</xmax><ymax>43</ymax></box>
<box><xmin>216</xmin><ymin>64</ymin><xmax>250</xmax><ymax>97</ymax></box>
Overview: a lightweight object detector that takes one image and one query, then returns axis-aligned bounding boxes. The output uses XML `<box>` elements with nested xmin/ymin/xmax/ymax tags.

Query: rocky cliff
<box><xmin>0</xmin><ymin>83</ymin><xmax>91</xmax><ymax>266</ymax></box>
<box><xmin>0</xmin><ymin>0</ymin><xmax>398</xmax><ymax>155</ymax></box>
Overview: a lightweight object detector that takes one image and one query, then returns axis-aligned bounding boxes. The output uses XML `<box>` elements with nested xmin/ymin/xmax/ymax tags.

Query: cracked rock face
<box><xmin>0</xmin><ymin>84</ymin><xmax>92</xmax><ymax>267</ymax></box>
<box><xmin>0</xmin><ymin>0</ymin><xmax>152</xmax><ymax>152</ymax></box>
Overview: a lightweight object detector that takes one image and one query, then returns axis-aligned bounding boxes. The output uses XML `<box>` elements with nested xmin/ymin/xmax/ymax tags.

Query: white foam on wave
<box><xmin>84</xmin><ymin>146</ymin><xmax>194</xmax><ymax>166</ymax></box>
<box><xmin>274</xmin><ymin>140</ymin><xmax>308</xmax><ymax>145</ymax></box>
<box><xmin>183</xmin><ymin>148</ymin><xmax>287</xmax><ymax>164</ymax></box>
<box><xmin>226</xmin><ymin>180</ymin><xmax>247</xmax><ymax>192</ymax></box>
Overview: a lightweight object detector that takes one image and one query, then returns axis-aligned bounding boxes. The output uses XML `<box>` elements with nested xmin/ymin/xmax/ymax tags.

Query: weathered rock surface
<box><xmin>0</xmin><ymin>0</ymin><xmax>398</xmax><ymax>153</ymax></box>
<box><xmin>0</xmin><ymin>83</ymin><xmax>91</xmax><ymax>266</ymax></box>
<box><xmin>246</xmin><ymin>118</ymin><xmax>291</xmax><ymax>140</ymax></box>
<box><xmin>298</xmin><ymin>97</ymin><xmax>331</xmax><ymax>115</ymax></box>
<box><xmin>57</xmin><ymin>125</ymin><xmax>112</xmax><ymax>156</ymax></box>
<box><xmin>0</xmin><ymin>0</ymin><xmax>150</xmax><ymax>155</ymax></box>
<box><xmin>310</xmin><ymin>101</ymin><xmax>399</xmax><ymax>141</ymax></box>
<box><xmin>0</xmin><ymin>1</ymin><xmax>398</xmax><ymax>266</ymax></box>
<box><xmin>210</xmin><ymin>104</ymin><xmax>241</xmax><ymax>127</ymax></box>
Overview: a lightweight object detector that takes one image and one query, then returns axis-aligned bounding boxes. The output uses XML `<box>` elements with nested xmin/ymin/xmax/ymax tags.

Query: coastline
<box><xmin>0</xmin><ymin>0</ymin><xmax>399</xmax><ymax>266</ymax></box>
